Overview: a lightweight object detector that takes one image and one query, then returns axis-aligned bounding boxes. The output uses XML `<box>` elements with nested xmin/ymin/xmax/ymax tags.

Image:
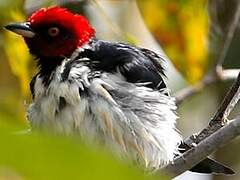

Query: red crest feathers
<box><xmin>28</xmin><ymin>6</ymin><xmax>95</xmax><ymax>47</ymax></box>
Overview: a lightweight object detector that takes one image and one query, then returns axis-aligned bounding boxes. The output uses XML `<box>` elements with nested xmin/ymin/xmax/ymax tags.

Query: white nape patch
<box><xmin>69</xmin><ymin>44</ymin><xmax>92</xmax><ymax>60</ymax></box>
<box><xmin>28</xmin><ymin>57</ymin><xmax>182</xmax><ymax>169</ymax></box>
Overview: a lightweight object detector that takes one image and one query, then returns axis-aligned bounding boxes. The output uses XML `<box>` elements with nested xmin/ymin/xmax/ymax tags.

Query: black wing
<box><xmin>80</xmin><ymin>40</ymin><xmax>167</xmax><ymax>91</ymax></box>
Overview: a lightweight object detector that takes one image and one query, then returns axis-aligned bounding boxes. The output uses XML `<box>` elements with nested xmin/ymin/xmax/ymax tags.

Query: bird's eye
<box><xmin>48</xmin><ymin>27</ymin><xmax>59</xmax><ymax>37</ymax></box>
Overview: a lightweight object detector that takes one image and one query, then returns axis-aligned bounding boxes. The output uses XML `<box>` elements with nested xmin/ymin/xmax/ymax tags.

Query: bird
<box><xmin>5</xmin><ymin>6</ymin><xmax>234</xmax><ymax>174</ymax></box>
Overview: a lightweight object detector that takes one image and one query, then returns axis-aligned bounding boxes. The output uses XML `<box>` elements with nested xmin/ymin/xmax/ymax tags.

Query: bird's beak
<box><xmin>4</xmin><ymin>22</ymin><xmax>35</xmax><ymax>38</ymax></box>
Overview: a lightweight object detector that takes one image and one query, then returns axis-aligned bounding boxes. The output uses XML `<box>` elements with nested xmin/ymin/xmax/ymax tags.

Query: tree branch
<box><xmin>175</xmin><ymin>1</ymin><xmax>240</xmax><ymax>105</ymax></box>
<box><xmin>157</xmin><ymin>72</ymin><xmax>240</xmax><ymax>178</ymax></box>
<box><xmin>159</xmin><ymin>116</ymin><xmax>240</xmax><ymax>178</ymax></box>
<box><xmin>175</xmin><ymin>72</ymin><xmax>218</xmax><ymax>105</ymax></box>
<box><xmin>183</xmin><ymin>71</ymin><xmax>240</xmax><ymax>148</ymax></box>
<box><xmin>175</xmin><ymin>69</ymin><xmax>239</xmax><ymax>105</ymax></box>
<box><xmin>89</xmin><ymin>0</ymin><xmax>131</xmax><ymax>40</ymax></box>
<box><xmin>216</xmin><ymin>1</ymin><xmax>240</xmax><ymax>67</ymax></box>
<box><xmin>212</xmin><ymin>71</ymin><xmax>240</xmax><ymax>124</ymax></box>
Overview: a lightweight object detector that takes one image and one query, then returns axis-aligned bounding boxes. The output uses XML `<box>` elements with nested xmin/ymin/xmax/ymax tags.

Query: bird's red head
<box><xmin>6</xmin><ymin>6</ymin><xmax>95</xmax><ymax>58</ymax></box>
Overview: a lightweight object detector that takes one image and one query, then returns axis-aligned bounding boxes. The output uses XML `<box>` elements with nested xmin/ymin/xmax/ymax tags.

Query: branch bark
<box><xmin>159</xmin><ymin>117</ymin><xmax>240</xmax><ymax>178</ymax></box>
<box><xmin>157</xmin><ymin>72</ymin><xmax>240</xmax><ymax>178</ymax></box>
<box><xmin>175</xmin><ymin>69</ymin><xmax>240</xmax><ymax>105</ymax></box>
<box><xmin>184</xmin><ymin>72</ymin><xmax>240</xmax><ymax>147</ymax></box>
<box><xmin>160</xmin><ymin>1</ymin><xmax>240</xmax><ymax>178</ymax></box>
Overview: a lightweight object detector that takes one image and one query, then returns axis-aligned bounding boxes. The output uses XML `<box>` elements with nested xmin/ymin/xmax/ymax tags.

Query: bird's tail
<box><xmin>190</xmin><ymin>157</ymin><xmax>234</xmax><ymax>175</ymax></box>
<box><xmin>178</xmin><ymin>142</ymin><xmax>234</xmax><ymax>175</ymax></box>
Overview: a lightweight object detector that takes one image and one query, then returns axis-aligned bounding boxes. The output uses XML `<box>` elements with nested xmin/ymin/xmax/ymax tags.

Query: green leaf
<box><xmin>0</xmin><ymin>121</ymin><xmax>168</xmax><ymax>180</ymax></box>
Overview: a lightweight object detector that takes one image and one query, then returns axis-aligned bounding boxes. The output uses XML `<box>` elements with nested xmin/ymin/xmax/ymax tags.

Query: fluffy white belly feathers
<box><xmin>28</xmin><ymin>58</ymin><xmax>181</xmax><ymax>169</ymax></box>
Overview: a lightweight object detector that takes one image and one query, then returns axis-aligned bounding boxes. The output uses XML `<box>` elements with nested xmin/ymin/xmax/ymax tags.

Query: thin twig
<box><xmin>175</xmin><ymin>1</ymin><xmax>240</xmax><ymax>105</ymax></box>
<box><xmin>158</xmin><ymin>72</ymin><xmax>240</xmax><ymax>178</ymax></box>
<box><xmin>212</xmin><ymin>71</ymin><xmax>240</xmax><ymax>124</ymax></box>
<box><xmin>89</xmin><ymin>0</ymin><xmax>129</xmax><ymax>40</ymax></box>
<box><xmin>160</xmin><ymin>2</ymin><xmax>240</xmax><ymax>176</ymax></box>
<box><xmin>216</xmin><ymin>2</ymin><xmax>240</xmax><ymax>67</ymax></box>
<box><xmin>159</xmin><ymin>116</ymin><xmax>240</xmax><ymax>178</ymax></box>
<box><xmin>175</xmin><ymin>69</ymin><xmax>239</xmax><ymax>105</ymax></box>
<box><xmin>184</xmin><ymin>72</ymin><xmax>240</xmax><ymax>147</ymax></box>
<box><xmin>220</xmin><ymin>68</ymin><xmax>240</xmax><ymax>80</ymax></box>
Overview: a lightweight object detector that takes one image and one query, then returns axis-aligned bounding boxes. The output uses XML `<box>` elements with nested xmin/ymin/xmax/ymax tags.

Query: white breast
<box><xmin>28</xmin><ymin>59</ymin><xmax>182</xmax><ymax>169</ymax></box>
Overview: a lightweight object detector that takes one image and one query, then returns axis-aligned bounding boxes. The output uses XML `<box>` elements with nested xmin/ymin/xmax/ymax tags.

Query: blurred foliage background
<box><xmin>0</xmin><ymin>0</ymin><xmax>239</xmax><ymax>180</ymax></box>
<box><xmin>139</xmin><ymin>0</ymin><xmax>209</xmax><ymax>83</ymax></box>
